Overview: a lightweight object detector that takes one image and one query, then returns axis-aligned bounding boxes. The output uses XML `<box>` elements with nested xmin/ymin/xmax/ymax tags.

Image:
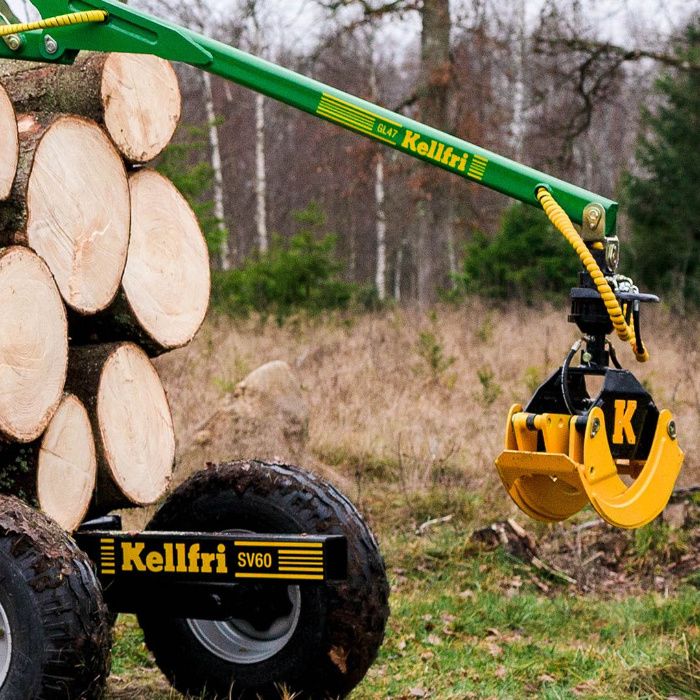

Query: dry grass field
<box><xmin>155</xmin><ymin>302</ymin><xmax>700</xmax><ymax>525</ymax></box>
<box><xmin>108</xmin><ymin>303</ymin><xmax>700</xmax><ymax>699</ymax></box>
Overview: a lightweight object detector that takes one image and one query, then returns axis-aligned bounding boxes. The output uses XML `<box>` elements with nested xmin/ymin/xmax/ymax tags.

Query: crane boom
<box><xmin>1</xmin><ymin>0</ymin><xmax>618</xmax><ymax>233</ymax></box>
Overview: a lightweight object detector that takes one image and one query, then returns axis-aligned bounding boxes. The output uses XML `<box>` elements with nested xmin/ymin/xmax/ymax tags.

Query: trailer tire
<box><xmin>0</xmin><ymin>497</ymin><xmax>111</xmax><ymax>700</ymax></box>
<box><xmin>138</xmin><ymin>460</ymin><xmax>389</xmax><ymax>699</ymax></box>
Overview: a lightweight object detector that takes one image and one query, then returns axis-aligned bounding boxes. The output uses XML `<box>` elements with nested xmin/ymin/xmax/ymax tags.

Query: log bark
<box><xmin>0</xmin><ymin>247</ymin><xmax>67</xmax><ymax>443</ymax></box>
<box><xmin>0</xmin><ymin>82</ymin><xmax>18</xmax><ymax>200</ymax></box>
<box><xmin>0</xmin><ymin>52</ymin><xmax>181</xmax><ymax>163</ymax></box>
<box><xmin>70</xmin><ymin>170</ymin><xmax>210</xmax><ymax>356</ymax></box>
<box><xmin>0</xmin><ymin>114</ymin><xmax>131</xmax><ymax>314</ymax></box>
<box><xmin>0</xmin><ymin>394</ymin><xmax>97</xmax><ymax>532</ymax></box>
<box><xmin>66</xmin><ymin>343</ymin><xmax>175</xmax><ymax>514</ymax></box>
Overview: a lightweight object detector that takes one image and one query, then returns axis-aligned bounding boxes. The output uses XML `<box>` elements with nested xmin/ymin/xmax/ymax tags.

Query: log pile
<box><xmin>0</xmin><ymin>54</ymin><xmax>209</xmax><ymax>531</ymax></box>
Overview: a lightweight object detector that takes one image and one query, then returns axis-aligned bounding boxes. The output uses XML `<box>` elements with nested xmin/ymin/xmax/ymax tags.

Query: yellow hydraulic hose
<box><xmin>0</xmin><ymin>10</ymin><xmax>108</xmax><ymax>38</ymax></box>
<box><xmin>536</xmin><ymin>187</ymin><xmax>649</xmax><ymax>363</ymax></box>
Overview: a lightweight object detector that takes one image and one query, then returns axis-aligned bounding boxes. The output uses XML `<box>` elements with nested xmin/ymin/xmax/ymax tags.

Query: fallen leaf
<box><xmin>409</xmin><ymin>687</ymin><xmax>428</xmax><ymax>697</ymax></box>
<box><xmin>486</xmin><ymin>642</ymin><xmax>503</xmax><ymax>657</ymax></box>
<box><xmin>328</xmin><ymin>646</ymin><xmax>348</xmax><ymax>674</ymax></box>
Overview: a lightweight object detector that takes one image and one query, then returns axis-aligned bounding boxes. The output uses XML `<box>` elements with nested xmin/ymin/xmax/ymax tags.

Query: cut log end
<box><xmin>24</xmin><ymin>115</ymin><xmax>130</xmax><ymax>314</ymax></box>
<box><xmin>96</xmin><ymin>343</ymin><xmax>175</xmax><ymax>506</ymax></box>
<box><xmin>0</xmin><ymin>83</ymin><xmax>18</xmax><ymax>200</ymax></box>
<box><xmin>102</xmin><ymin>53</ymin><xmax>181</xmax><ymax>163</ymax></box>
<box><xmin>125</xmin><ymin>170</ymin><xmax>210</xmax><ymax>352</ymax></box>
<box><xmin>37</xmin><ymin>394</ymin><xmax>96</xmax><ymax>532</ymax></box>
<box><xmin>0</xmin><ymin>247</ymin><xmax>67</xmax><ymax>443</ymax></box>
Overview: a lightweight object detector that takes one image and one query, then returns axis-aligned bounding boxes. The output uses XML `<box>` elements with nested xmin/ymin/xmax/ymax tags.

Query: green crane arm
<box><xmin>1</xmin><ymin>0</ymin><xmax>618</xmax><ymax>233</ymax></box>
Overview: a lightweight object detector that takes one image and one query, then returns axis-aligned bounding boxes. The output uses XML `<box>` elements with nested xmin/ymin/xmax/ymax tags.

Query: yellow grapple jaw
<box><xmin>495</xmin><ymin>401</ymin><xmax>684</xmax><ymax>529</ymax></box>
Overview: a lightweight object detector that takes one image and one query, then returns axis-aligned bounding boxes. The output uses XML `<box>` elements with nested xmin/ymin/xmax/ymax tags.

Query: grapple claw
<box><xmin>495</xmin><ymin>400</ymin><xmax>684</xmax><ymax>529</ymax></box>
<box><xmin>578</xmin><ymin>408</ymin><xmax>684</xmax><ymax>529</ymax></box>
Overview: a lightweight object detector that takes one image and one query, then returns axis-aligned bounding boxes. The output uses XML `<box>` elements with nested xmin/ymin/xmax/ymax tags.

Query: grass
<box><xmin>109</xmin><ymin>304</ymin><xmax>700</xmax><ymax>698</ymax></box>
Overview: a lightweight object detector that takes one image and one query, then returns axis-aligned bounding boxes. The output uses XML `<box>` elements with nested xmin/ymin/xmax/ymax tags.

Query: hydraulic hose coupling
<box><xmin>535</xmin><ymin>187</ymin><xmax>649</xmax><ymax>363</ymax></box>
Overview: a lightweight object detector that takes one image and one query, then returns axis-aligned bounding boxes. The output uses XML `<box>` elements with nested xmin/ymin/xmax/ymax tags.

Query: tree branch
<box><xmin>535</xmin><ymin>36</ymin><xmax>699</xmax><ymax>72</ymax></box>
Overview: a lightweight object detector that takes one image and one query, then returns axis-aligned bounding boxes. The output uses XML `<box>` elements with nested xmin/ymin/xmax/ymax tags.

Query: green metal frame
<box><xmin>2</xmin><ymin>0</ymin><xmax>618</xmax><ymax>233</ymax></box>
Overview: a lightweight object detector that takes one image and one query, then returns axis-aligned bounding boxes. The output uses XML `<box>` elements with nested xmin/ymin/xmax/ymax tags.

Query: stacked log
<box><xmin>0</xmin><ymin>84</ymin><xmax>17</xmax><ymax>198</ymax></box>
<box><xmin>0</xmin><ymin>53</ymin><xmax>209</xmax><ymax>530</ymax></box>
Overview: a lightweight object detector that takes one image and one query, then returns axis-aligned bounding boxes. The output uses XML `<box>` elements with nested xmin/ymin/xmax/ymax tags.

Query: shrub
<box><xmin>454</xmin><ymin>203</ymin><xmax>581</xmax><ymax>303</ymax></box>
<box><xmin>211</xmin><ymin>203</ymin><xmax>369</xmax><ymax>322</ymax></box>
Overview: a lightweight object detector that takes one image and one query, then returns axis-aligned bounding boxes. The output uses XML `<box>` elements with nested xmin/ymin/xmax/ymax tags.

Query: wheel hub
<box><xmin>0</xmin><ymin>600</ymin><xmax>12</xmax><ymax>689</ymax></box>
<box><xmin>187</xmin><ymin>585</ymin><xmax>301</xmax><ymax>665</ymax></box>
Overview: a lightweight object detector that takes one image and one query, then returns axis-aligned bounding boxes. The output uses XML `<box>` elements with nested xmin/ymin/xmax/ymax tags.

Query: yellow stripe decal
<box><xmin>468</xmin><ymin>155</ymin><xmax>489</xmax><ymax>180</ymax></box>
<box><xmin>317</xmin><ymin>106</ymin><xmax>375</xmax><ymax>133</ymax></box>
<box><xmin>322</xmin><ymin>93</ymin><xmax>402</xmax><ymax>127</ymax></box>
<box><xmin>318</xmin><ymin>100</ymin><xmax>375</xmax><ymax>128</ymax></box>
<box><xmin>279</xmin><ymin>566</ymin><xmax>324</xmax><ymax>573</ymax></box>
<box><xmin>234</xmin><ymin>541</ymin><xmax>322</xmax><ymax>548</ymax></box>
<box><xmin>279</xmin><ymin>557</ymin><xmax>324</xmax><ymax>563</ymax></box>
<box><xmin>236</xmin><ymin>573</ymin><xmax>324</xmax><ymax>581</ymax></box>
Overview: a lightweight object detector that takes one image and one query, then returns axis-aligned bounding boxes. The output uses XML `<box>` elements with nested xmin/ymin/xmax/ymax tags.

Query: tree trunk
<box><xmin>255</xmin><ymin>92</ymin><xmax>269</xmax><ymax>253</ymax></box>
<box><xmin>66</xmin><ymin>343</ymin><xmax>175</xmax><ymax>514</ymax></box>
<box><xmin>0</xmin><ymin>52</ymin><xmax>181</xmax><ymax>163</ymax></box>
<box><xmin>0</xmin><ymin>114</ymin><xmax>130</xmax><ymax>315</ymax></box>
<box><xmin>510</xmin><ymin>0</ymin><xmax>527</xmax><ymax>161</ymax></box>
<box><xmin>369</xmin><ymin>36</ymin><xmax>387</xmax><ymax>301</ymax></box>
<box><xmin>417</xmin><ymin>0</ymin><xmax>453</xmax><ymax>304</ymax></box>
<box><xmin>0</xmin><ymin>82</ymin><xmax>18</xmax><ymax>200</ymax></box>
<box><xmin>0</xmin><ymin>247</ymin><xmax>67</xmax><ymax>444</ymax></box>
<box><xmin>70</xmin><ymin>170</ymin><xmax>211</xmax><ymax>356</ymax></box>
<box><xmin>375</xmin><ymin>152</ymin><xmax>388</xmax><ymax>300</ymax></box>
<box><xmin>0</xmin><ymin>394</ymin><xmax>97</xmax><ymax>532</ymax></box>
<box><xmin>202</xmin><ymin>71</ymin><xmax>231</xmax><ymax>269</ymax></box>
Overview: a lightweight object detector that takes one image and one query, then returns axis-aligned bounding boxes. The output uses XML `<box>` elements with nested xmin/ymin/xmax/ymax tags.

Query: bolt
<box><xmin>586</xmin><ymin>208</ymin><xmax>601</xmax><ymax>228</ymax></box>
<box><xmin>5</xmin><ymin>35</ymin><xmax>21</xmax><ymax>51</ymax></box>
<box><xmin>668</xmin><ymin>421</ymin><xmax>677</xmax><ymax>440</ymax></box>
<box><xmin>44</xmin><ymin>34</ymin><xmax>58</xmax><ymax>54</ymax></box>
<box><xmin>590</xmin><ymin>418</ymin><xmax>601</xmax><ymax>438</ymax></box>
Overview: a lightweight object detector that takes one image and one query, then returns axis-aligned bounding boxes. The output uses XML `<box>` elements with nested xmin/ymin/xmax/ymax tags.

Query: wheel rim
<box><xmin>187</xmin><ymin>585</ymin><xmax>301</xmax><ymax>665</ymax></box>
<box><xmin>0</xmin><ymin>600</ymin><xmax>12</xmax><ymax>689</ymax></box>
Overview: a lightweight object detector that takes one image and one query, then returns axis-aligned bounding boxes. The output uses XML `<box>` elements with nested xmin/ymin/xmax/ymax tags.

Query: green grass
<box><xmin>109</xmin><ymin>526</ymin><xmax>700</xmax><ymax>699</ymax></box>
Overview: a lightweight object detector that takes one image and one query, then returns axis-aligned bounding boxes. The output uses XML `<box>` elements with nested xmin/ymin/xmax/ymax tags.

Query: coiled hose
<box><xmin>536</xmin><ymin>187</ymin><xmax>649</xmax><ymax>363</ymax></box>
<box><xmin>0</xmin><ymin>10</ymin><xmax>108</xmax><ymax>38</ymax></box>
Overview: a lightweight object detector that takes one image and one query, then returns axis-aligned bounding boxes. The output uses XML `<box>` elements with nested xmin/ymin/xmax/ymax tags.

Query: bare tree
<box><xmin>245</xmin><ymin>0</ymin><xmax>270</xmax><ymax>254</ymax></box>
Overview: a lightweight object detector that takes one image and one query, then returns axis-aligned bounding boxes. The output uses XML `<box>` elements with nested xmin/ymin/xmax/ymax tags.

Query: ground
<box><xmin>107</xmin><ymin>305</ymin><xmax>700</xmax><ymax>699</ymax></box>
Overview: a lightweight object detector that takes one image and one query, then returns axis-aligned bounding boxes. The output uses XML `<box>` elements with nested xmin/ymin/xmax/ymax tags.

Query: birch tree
<box><xmin>201</xmin><ymin>71</ymin><xmax>232</xmax><ymax>269</ymax></box>
<box><xmin>246</xmin><ymin>0</ymin><xmax>270</xmax><ymax>254</ymax></box>
<box><xmin>368</xmin><ymin>29</ymin><xmax>388</xmax><ymax>301</ymax></box>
